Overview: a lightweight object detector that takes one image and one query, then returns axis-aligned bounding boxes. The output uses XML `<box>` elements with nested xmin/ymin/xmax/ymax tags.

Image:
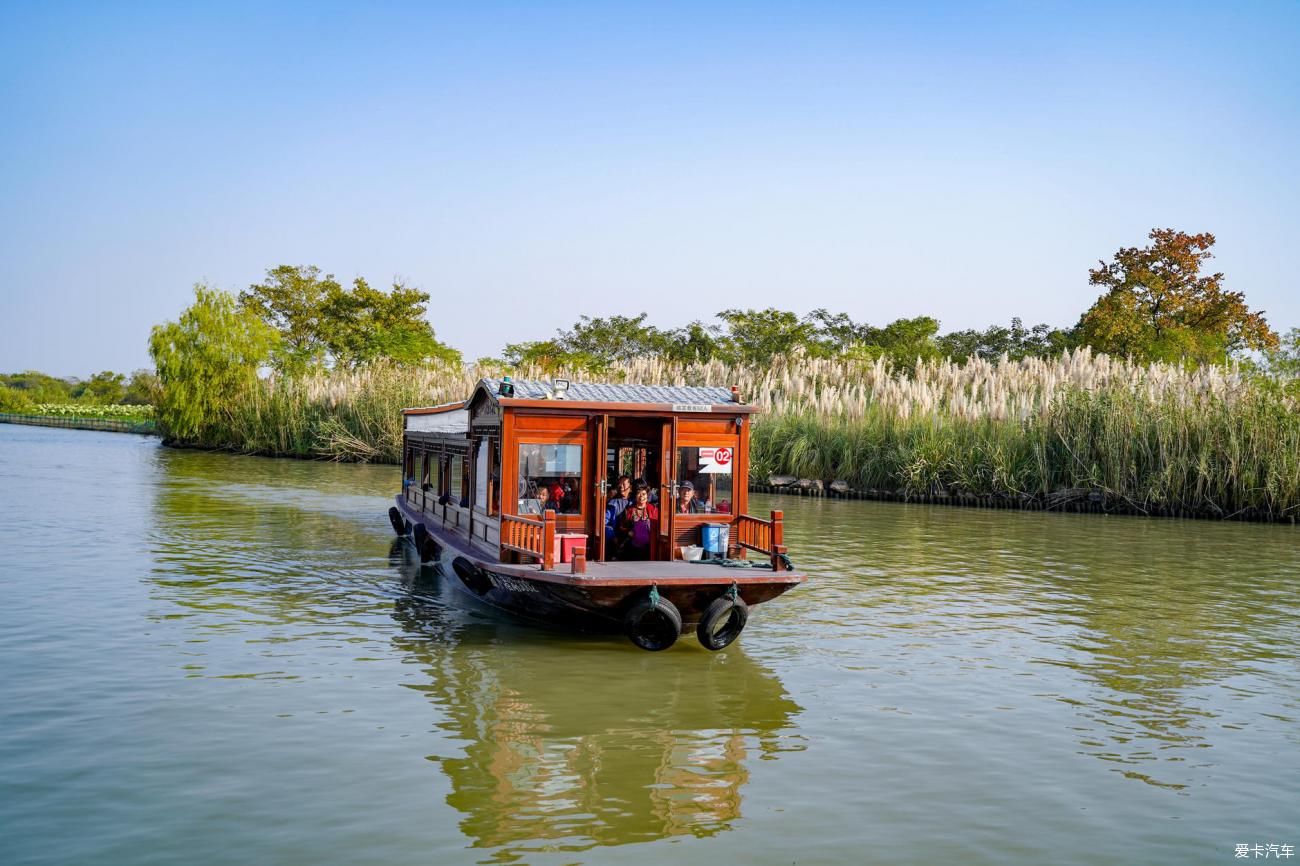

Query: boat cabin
<box><xmin>400</xmin><ymin>379</ymin><xmax>785</xmax><ymax>571</ymax></box>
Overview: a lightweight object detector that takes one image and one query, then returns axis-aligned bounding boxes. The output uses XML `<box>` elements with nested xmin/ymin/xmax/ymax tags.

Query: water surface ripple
<box><xmin>1</xmin><ymin>425</ymin><xmax>1297</xmax><ymax>865</ymax></box>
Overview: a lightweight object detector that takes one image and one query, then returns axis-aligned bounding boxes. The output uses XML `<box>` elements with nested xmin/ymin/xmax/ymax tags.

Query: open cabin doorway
<box><xmin>597</xmin><ymin>415</ymin><xmax>672</xmax><ymax>562</ymax></box>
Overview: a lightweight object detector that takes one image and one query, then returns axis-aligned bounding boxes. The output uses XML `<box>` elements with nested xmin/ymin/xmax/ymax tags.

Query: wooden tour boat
<box><xmin>388</xmin><ymin>378</ymin><xmax>806</xmax><ymax>651</ymax></box>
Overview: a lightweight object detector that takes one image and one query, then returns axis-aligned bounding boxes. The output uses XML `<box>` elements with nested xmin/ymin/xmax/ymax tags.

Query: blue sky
<box><xmin>1</xmin><ymin>1</ymin><xmax>1297</xmax><ymax>375</ymax></box>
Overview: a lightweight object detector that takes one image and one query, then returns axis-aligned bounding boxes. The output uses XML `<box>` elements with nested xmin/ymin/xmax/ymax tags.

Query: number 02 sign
<box><xmin>699</xmin><ymin>447</ymin><xmax>733</xmax><ymax>474</ymax></box>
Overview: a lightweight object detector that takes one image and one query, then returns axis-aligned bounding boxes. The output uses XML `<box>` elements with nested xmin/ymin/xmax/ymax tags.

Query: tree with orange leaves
<box><xmin>1076</xmin><ymin>228</ymin><xmax>1278</xmax><ymax>364</ymax></box>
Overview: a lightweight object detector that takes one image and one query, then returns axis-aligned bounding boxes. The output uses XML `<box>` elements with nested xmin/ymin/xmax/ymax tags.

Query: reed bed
<box><xmin>164</xmin><ymin>350</ymin><xmax>1299</xmax><ymax>521</ymax></box>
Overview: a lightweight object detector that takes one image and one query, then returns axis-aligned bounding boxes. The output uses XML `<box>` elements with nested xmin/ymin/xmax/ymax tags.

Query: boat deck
<box><xmin>486</xmin><ymin>556</ymin><xmax>805</xmax><ymax>587</ymax></box>
<box><xmin>397</xmin><ymin>495</ymin><xmax>803</xmax><ymax>588</ymax></box>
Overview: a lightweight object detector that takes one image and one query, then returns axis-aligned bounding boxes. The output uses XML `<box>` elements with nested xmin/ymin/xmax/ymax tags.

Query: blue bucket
<box><xmin>701</xmin><ymin>524</ymin><xmax>730</xmax><ymax>557</ymax></box>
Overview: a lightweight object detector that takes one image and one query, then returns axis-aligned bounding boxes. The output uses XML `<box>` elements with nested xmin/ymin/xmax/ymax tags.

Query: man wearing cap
<box><xmin>676</xmin><ymin>480</ymin><xmax>705</xmax><ymax>514</ymax></box>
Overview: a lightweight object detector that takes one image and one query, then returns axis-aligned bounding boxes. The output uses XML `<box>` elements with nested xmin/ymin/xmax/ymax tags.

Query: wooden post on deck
<box><xmin>572</xmin><ymin>547</ymin><xmax>586</xmax><ymax>575</ymax></box>
<box><xmin>770</xmin><ymin>509</ymin><xmax>787</xmax><ymax>572</ymax></box>
<box><xmin>541</xmin><ymin>510</ymin><xmax>555</xmax><ymax>571</ymax></box>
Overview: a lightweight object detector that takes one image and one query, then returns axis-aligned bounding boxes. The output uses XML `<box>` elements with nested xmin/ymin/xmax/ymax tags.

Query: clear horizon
<box><xmin>2</xmin><ymin>1</ymin><xmax>1298</xmax><ymax>377</ymax></box>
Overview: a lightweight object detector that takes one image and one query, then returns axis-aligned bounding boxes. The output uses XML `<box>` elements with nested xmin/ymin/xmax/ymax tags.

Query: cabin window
<box><xmin>517</xmin><ymin>443</ymin><xmax>583</xmax><ymax>515</ymax></box>
<box><xmin>676</xmin><ymin>446</ymin><xmax>734</xmax><ymax>513</ymax></box>
<box><xmin>473</xmin><ymin>438</ymin><xmax>497</xmax><ymax>516</ymax></box>
<box><xmin>461</xmin><ymin>454</ymin><xmax>470</xmax><ymax>503</ymax></box>
<box><xmin>490</xmin><ymin>438</ymin><xmax>500</xmax><ymax>516</ymax></box>
<box><xmin>449</xmin><ymin>453</ymin><xmax>465</xmax><ymax>506</ymax></box>
<box><xmin>420</xmin><ymin>452</ymin><xmax>431</xmax><ymax>489</ymax></box>
<box><xmin>404</xmin><ymin>446</ymin><xmax>414</xmax><ymax>482</ymax></box>
<box><xmin>427</xmin><ymin>451</ymin><xmax>441</xmax><ymax>493</ymax></box>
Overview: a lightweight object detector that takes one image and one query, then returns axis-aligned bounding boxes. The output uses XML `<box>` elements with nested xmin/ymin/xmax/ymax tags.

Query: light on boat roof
<box><xmin>552</xmin><ymin>379</ymin><xmax>570</xmax><ymax>399</ymax></box>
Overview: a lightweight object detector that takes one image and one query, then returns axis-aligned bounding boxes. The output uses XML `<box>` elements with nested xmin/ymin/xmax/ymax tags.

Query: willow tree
<box><xmin>149</xmin><ymin>284</ymin><xmax>278</xmax><ymax>443</ymax></box>
<box><xmin>1077</xmin><ymin>228</ymin><xmax>1278</xmax><ymax>365</ymax></box>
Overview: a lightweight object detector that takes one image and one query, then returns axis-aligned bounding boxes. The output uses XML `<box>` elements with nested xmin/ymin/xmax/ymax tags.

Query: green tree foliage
<box><xmin>317</xmin><ymin>277</ymin><xmax>461</xmax><ymax>368</ymax></box>
<box><xmin>121</xmin><ymin>369</ymin><xmax>162</xmax><ymax>405</ymax></box>
<box><xmin>1077</xmin><ymin>228</ymin><xmax>1278</xmax><ymax>364</ymax></box>
<box><xmin>0</xmin><ymin>386</ymin><xmax>36</xmax><ymax>413</ymax></box>
<box><xmin>149</xmin><ymin>284</ymin><xmax>279</xmax><ymax>441</ymax></box>
<box><xmin>503</xmin><ymin>315</ymin><xmax>682</xmax><ymax>371</ymax></box>
<box><xmin>69</xmin><ymin>370</ymin><xmax>126</xmax><ymax>404</ymax></box>
<box><xmin>659</xmin><ymin>321</ymin><xmax>722</xmax><ymax>363</ymax></box>
<box><xmin>805</xmin><ymin>309</ymin><xmax>876</xmax><ymax>354</ymax></box>
<box><xmin>937</xmin><ymin>318</ymin><xmax>1073</xmax><ymax>362</ymax></box>
<box><xmin>239</xmin><ymin>265</ymin><xmax>334</xmax><ymax>373</ymax></box>
<box><xmin>849</xmin><ymin>316</ymin><xmax>943</xmax><ymax>364</ymax></box>
<box><xmin>715</xmin><ymin>308</ymin><xmax>819</xmax><ymax>364</ymax></box>
<box><xmin>557</xmin><ymin>314</ymin><xmax>666</xmax><ymax>363</ymax></box>
<box><xmin>501</xmin><ymin>338</ymin><xmax>589</xmax><ymax>372</ymax></box>
<box><xmin>1265</xmin><ymin>328</ymin><xmax>1300</xmax><ymax>379</ymax></box>
<box><xmin>0</xmin><ymin>371</ymin><xmax>77</xmax><ymax>403</ymax></box>
<box><xmin>240</xmin><ymin>265</ymin><xmax>459</xmax><ymax>371</ymax></box>
<box><xmin>495</xmin><ymin>308</ymin><xmax>1083</xmax><ymax>372</ymax></box>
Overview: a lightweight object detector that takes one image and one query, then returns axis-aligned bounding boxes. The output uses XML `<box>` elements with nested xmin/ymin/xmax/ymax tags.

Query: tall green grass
<box><xmin>157</xmin><ymin>350</ymin><xmax>1300</xmax><ymax>520</ymax></box>
<box><xmin>166</xmin><ymin>363</ymin><xmax>476</xmax><ymax>462</ymax></box>
<box><xmin>749</xmin><ymin>387</ymin><xmax>1300</xmax><ymax>519</ymax></box>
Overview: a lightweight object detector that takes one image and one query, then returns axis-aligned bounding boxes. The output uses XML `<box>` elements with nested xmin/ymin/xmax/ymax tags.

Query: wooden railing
<box><xmin>500</xmin><ymin>511</ymin><xmax>555</xmax><ymax>570</ymax></box>
<box><xmin>736</xmin><ymin>510</ymin><xmax>788</xmax><ymax>572</ymax></box>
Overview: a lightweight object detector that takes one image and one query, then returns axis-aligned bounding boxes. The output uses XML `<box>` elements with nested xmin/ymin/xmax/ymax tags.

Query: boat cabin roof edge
<box><xmin>401</xmin><ymin>379</ymin><xmax>763</xmax><ymax>426</ymax></box>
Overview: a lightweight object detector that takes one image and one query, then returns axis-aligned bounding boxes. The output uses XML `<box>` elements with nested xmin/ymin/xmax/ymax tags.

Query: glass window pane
<box><xmin>518</xmin><ymin>443</ymin><xmax>584</xmax><ymax>515</ymax></box>
<box><xmin>450</xmin><ymin>455</ymin><xmax>464</xmax><ymax>504</ymax></box>
<box><xmin>676</xmin><ymin>446</ymin><xmax>734</xmax><ymax>514</ymax></box>
<box><xmin>474</xmin><ymin>440</ymin><xmax>489</xmax><ymax>511</ymax></box>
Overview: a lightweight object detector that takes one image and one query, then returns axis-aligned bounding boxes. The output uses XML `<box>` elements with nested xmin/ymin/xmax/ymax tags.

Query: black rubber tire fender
<box><xmin>452</xmin><ymin>556</ymin><xmax>492</xmax><ymax>596</ymax></box>
<box><xmin>696</xmin><ymin>594</ymin><xmax>749</xmax><ymax>651</ymax></box>
<box><xmin>623</xmin><ymin>593</ymin><xmax>683</xmax><ymax>651</ymax></box>
<box><xmin>411</xmin><ymin>524</ymin><xmax>441</xmax><ymax>564</ymax></box>
<box><xmin>388</xmin><ymin>506</ymin><xmax>408</xmax><ymax>536</ymax></box>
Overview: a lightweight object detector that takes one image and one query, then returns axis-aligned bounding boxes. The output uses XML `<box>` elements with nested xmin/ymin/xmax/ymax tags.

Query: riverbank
<box><xmin>0</xmin><ymin>412</ymin><xmax>157</xmax><ymax>435</ymax></box>
<box><xmin>752</xmin><ymin>482</ymin><xmax>1299</xmax><ymax>523</ymax></box>
<box><xmin>149</xmin><ymin>352</ymin><xmax>1300</xmax><ymax>523</ymax></box>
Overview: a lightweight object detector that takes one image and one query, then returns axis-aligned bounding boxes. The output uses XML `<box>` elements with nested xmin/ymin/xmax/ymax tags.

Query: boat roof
<box><xmin>479</xmin><ymin>378</ymin><xmax>740</xmax><ymax>405</ymax></box>
<box><xmin>403</xmin><ymin>379</ymin><xmax>759</xmax><ymax>424</ymax></box>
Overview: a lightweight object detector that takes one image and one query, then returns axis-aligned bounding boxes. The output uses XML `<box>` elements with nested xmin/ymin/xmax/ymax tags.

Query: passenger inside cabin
<box><xmin>535</xmin><ymin>485</ymin><xmax>558</xmax><ymax>513</ymax></box>
<box><xmin>561</xmin><ymin>478</ymin><xmax>580</xmax><ymax>513</ymax></box>
<box><xmin>616</xmin><ymin>486</ymin><xmax>658</xmax><ymax>561</ymax></box>
<box><xmin>605</xmin><ymin>475</ymin><xmax>633</xmax><ymax>552</ymax></box>
<box><xmin>677</xmin><ymin>480</ymin><xmax>705</xmax><ymax>514</ymax></box>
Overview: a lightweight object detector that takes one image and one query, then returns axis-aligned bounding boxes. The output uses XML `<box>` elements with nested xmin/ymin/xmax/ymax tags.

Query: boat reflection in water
<box><xmin>387</xmin><ymin>541</ymin><xmax>804</xmax><ymax>858</ymax></box>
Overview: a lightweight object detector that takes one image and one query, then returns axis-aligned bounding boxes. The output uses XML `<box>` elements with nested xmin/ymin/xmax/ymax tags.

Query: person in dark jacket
<box><xmin>676</xmin><ymin>480</ymin><xmax>705</xmax><ymax>514</ymax></box>
<box><xmin>604</xmin><ymin>475</ymin><xmax>633</xmax><ymax>556</ymax></box>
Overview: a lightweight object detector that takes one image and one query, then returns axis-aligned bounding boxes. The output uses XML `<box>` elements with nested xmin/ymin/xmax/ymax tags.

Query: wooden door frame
<box><xmin>659</xmin><ymin>416</ymin><xmax>677</xmax><ymax>559</ymax></box>
<box><xmin>592</xmin><ymin>414</ymin><xmax>609</xmax><ymax>561</ymax></box>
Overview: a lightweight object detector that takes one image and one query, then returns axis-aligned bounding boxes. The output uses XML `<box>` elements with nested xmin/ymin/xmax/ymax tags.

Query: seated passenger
<box><xmin>561</xmin><ymin>478</ymin><xmax>580</xmax><ymax>513</ymax></box>
<box><xmin>605</xmin><ymin>475</ymin><xmax>633</xmax><ymax>554</ymax></box>
<box><xmin>535</xmin><ymin>485</ymin><xmax>558</xmax><ymax>513</ymax></box>
<box><xmin>676</xmin><ymin>481</ymin><xmax>704</xmax><ymax>514</ymax></box>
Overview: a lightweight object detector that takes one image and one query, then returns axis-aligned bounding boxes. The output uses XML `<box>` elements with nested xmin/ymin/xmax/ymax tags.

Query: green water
<box><xmin>1</xmin><ymin>424</ymin><xmax>1297</xmax><ymax>865</ymax></box>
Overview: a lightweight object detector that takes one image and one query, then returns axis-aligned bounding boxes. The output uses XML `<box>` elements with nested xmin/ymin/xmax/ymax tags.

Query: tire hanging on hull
<box><xmin>452</xmin><ymin>556</ymin><xmax>492</xmax><ymax>596</ymax></box>
<box><xmin>623</xmin><ymin>588</ymin><xmax>682</xmax><ymax>651</ymax></box>
<box><xmin>388</xmin><ymin>506</ymin><xmax>409</xmax><ymax>537</ymax></box>
<box><xmin>696</xmin><ymin>593</ymin><xmax>749</xmax><ymax>651</ymax></box>
<box><xmin>411</xmin><ymin>523</ymin><xmax>442</xmax><ymax>564</ymax></box>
